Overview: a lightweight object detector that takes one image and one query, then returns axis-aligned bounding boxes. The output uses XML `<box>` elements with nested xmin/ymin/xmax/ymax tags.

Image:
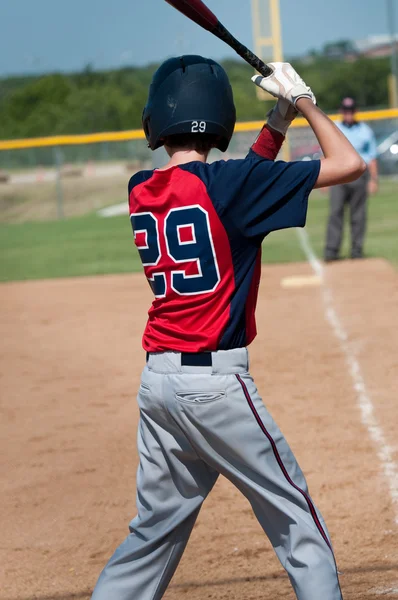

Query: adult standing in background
<box><xmin>324</xmin><ymin>97</ymin><xmax>378</xmax><ymax>262</ymax></box>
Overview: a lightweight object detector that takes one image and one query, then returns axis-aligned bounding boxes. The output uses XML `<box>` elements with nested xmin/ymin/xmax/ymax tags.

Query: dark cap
<box><xmin>340</xmin><ymin>97</ymin><xmax>357</xmax><ymax>111</ymax></box>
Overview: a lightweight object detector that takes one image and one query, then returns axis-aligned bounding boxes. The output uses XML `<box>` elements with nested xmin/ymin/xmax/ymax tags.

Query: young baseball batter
<box><xmin>92</xmin><ymin>57</ymin><xmax>365</xmax><ymax>600</ymax></box>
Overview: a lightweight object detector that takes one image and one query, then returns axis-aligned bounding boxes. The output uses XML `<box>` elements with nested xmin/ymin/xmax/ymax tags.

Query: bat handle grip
<box><xmin>214</xmin><ymin>23</ymin><xmax>273</xmax><ymax>78</ymax></box>
<box><xmin>257</xmin><ymin>62</ymin><xmax>273</xmax><ymax>78</ymax></box>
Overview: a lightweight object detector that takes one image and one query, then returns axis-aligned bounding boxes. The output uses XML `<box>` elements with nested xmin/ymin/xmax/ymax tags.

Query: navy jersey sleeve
<box><xmin>128</xmin><ymin>170</ymin><xmax>154</xmax><ymax>196</ymax></box>
<box><xmin>205</xmin><ymin>157</ymin><xmax>320</xmax><ymax>240</ymax></box>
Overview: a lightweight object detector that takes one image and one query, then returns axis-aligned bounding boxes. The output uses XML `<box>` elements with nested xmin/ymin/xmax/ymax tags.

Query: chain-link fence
<box><xmin>1</xmin><ymin>110</ymin><xmax>397</xmax><ymax>223</ymax></box>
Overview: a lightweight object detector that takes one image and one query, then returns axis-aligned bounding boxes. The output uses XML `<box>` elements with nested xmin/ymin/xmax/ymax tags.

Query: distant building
<box><xmin>300</xmin><ymin>34</ymin><xmax>398</xmax><ymax>63</ymax></box>
<box><xmin>355</xmin><ymin>34</ymin><xmax>398</xmax><ymax>59</ymax></box>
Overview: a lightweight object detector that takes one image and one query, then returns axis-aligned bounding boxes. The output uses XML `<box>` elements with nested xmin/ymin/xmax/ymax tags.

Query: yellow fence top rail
<box><xmin>1</xmin><ymin>108</ymin><xmax>397</xmax><ymax>151</ymax></box>
<box><xmin>0</xmin><ymin>129</ymin><xmax>145</xmax><ymax>151</ymax></box>
<box><xmin>234</xmin><ymin>108</ymin><xmax>398</xmax><ymax>132</ymax></box>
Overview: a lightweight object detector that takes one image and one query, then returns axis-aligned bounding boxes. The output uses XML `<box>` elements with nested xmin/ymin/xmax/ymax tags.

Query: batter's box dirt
<box><xmin>1</xmin><ymin>259</ymin><xmax>397</xmax><ymax>599</ymax></box>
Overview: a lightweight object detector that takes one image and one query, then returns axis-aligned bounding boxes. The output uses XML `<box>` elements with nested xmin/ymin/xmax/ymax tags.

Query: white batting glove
<box><xmin>252</xmin><ymin>62</ymin><xmax>316</xmax><ymax>107</ymax></box>
<box><xmin>266</xmin><ymin>98</ymin><xmax>298</xmax><ymax>136</ymax></box>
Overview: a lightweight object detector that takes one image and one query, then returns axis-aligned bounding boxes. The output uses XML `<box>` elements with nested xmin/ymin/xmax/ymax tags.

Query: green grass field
<box><xmin>0</xmin><ymin>179</ymin><xmax>396</xmax><ymax>282</ymax></box>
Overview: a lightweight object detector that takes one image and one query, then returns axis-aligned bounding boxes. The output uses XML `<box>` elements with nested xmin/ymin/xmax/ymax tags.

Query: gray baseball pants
<box><xmin>92</xmin><ymin>348</ymin><xmax>343</xmax><ymax>600</ymax></box>
<box><xmin>325</xmin><ymin>169</ymin><xmax>369</xmax><ymax>260</ymax></box>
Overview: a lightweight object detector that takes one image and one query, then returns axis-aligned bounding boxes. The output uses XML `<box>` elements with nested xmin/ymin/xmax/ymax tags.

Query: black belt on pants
<box><xmin>146</xmin><ymin>352</ymin><xmax>213</xmax><ymax>367</ymax></box>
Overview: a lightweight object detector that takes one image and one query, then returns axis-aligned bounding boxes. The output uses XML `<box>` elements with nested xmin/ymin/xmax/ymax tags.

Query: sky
<box><xmin>0</xmin><ymin>0</ymin><xmax>396</xmax><ymax>77</ymax></box>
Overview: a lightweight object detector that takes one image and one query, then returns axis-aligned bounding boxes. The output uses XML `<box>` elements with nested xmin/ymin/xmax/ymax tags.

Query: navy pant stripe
<box><xmin>235</xmin><ymin>373</ymin><xmax>333</xmax><ymax>552</ymax></box>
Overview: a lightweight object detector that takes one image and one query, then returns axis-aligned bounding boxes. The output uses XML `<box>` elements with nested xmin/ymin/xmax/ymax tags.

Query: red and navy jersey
<box><xmin>128</xmin><ymin>151</ymin><xmax>320</xmax><ymax>352</ymax></box>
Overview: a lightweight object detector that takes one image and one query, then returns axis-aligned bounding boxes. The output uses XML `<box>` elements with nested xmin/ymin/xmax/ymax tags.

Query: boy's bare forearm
<box><xmin>296</xmin><ymin>99</ymin><xmax>357</xmax><ymax>159</ymax></box>
<box><xmin>251</xmin><ymin>64</ymin><xmax>366</xmax><ymax>187</ymax></box>
<box><xmin>296</xmin><ymin>98</ymin><xmax>366</xmax><ymax>188</ymax></box>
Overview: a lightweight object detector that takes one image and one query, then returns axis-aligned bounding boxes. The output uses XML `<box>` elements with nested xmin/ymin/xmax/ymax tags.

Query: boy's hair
<box><xmin>163</xmin><ymin>133</ymin><xmax>219</xmax><ymax>154</ymax></box>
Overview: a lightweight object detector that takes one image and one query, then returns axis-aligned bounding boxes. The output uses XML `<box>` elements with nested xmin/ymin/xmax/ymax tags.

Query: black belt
<box><xmin>146</xmin><ymin>352</ymin><xmax>212</xmax><ymax>367</ymax></box>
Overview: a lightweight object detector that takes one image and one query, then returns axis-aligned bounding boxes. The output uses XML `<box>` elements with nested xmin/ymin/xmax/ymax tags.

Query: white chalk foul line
<box><xmin>296</xmin><ymin>227</ymin><xmax>398</xmax><ymax>525</ymax></box>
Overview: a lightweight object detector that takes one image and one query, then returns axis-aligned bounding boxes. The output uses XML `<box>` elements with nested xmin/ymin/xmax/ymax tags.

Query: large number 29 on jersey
<box><xmin>128</xmin><ymin>167</ymin><xmax>250</xmax><ymax>351</ymax></box>
<box><xmin>131</xmin><ymin>204</ymin><xmax>225</xmax><ymax>299</ymax></box>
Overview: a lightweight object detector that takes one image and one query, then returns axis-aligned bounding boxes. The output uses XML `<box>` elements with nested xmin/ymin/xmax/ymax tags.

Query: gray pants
<box><xmin>325</xmin><ymin>170</ymin><xmax>369</xmax><ymax>260</ymax></box>
<box><xmin>92</xmin><ymin>349</ymin><xmax>342</xmax><ymax>600</ymax></box>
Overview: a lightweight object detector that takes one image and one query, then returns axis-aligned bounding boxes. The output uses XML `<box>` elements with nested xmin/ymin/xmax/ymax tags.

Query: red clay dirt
<box><xmin>1</xmin><ymin>258</ymin><xmax>397</xmax><ymax>600</ymax></box>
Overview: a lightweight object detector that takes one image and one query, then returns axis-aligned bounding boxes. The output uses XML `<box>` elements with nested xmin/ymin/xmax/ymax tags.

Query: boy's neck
<box><xmin>160</xmin><ymin>147</ymin><xmax>209</xmax><ymax>170</ymax></box>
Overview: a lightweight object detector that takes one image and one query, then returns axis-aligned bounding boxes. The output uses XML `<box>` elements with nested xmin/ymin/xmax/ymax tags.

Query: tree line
<box><xmin>0</xmin><ymin>56</ymin><xmax>391</xmax><ymax>140</ymax></box>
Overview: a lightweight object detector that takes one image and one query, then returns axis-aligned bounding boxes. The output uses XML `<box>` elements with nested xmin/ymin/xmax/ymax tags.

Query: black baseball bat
<box><xmin>164</xmin><ymin>0</ymin><xmax>273</xmax><ymax>77</ymax></box>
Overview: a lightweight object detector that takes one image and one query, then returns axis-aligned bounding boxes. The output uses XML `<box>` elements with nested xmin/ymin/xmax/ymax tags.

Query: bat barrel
<box><xmin>164</xmin><ymin>0</ymin><xmax>273</xmax><ymax>77</ymax></box>
<box><xmin>165</xmin><ymin>0</ymin><xmax>218</xmax><ymax>32</ymax></box>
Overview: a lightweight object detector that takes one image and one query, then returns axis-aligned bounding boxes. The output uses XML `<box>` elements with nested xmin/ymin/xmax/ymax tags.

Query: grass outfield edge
<box><xmin>0</xmin><ymin>181</ymin><xmax>396</xmax><ymax>282</ymax></box>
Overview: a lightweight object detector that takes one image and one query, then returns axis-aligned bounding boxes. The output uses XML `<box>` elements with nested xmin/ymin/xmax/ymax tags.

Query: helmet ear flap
<box><xmin>142</xmin><ymin>108</ymin><xmax>165</xmax><ymax>151</ymax></box>
<box><xmin>142</xmin><ymin>109</ymin><xmax>152</xmax><ymax>148</ymax></box>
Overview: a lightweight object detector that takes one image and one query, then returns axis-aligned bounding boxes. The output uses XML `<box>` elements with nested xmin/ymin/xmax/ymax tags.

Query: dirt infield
<box><xmin>1</xmin><ymin>259</ymin><xmax>397</xmax><ymax>600</ymax></box>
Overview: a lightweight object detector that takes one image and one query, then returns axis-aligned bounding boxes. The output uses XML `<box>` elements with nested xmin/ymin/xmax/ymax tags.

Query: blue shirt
<box><xmin>336</xmin><ymin>121</ymin><xmax>377</xmax><ymax>165</ymax></box>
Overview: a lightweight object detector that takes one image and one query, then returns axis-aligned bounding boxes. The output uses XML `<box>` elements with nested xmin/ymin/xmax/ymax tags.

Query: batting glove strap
<box><xmin>252</xmin><ymin>62</ymin><xmax>316</xmax><ymax>108</ymax></box>
<box><xmin>266</xmin><ymin>98</ymin><xmax>298</xmax><ymax>136</ymax></box>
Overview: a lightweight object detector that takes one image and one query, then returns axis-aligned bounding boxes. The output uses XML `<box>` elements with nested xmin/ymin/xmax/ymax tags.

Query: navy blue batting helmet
<box><xmin>142</xmin><ymin>55</ymin><xmax>236</xmax><ymax>152</ymax></box>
